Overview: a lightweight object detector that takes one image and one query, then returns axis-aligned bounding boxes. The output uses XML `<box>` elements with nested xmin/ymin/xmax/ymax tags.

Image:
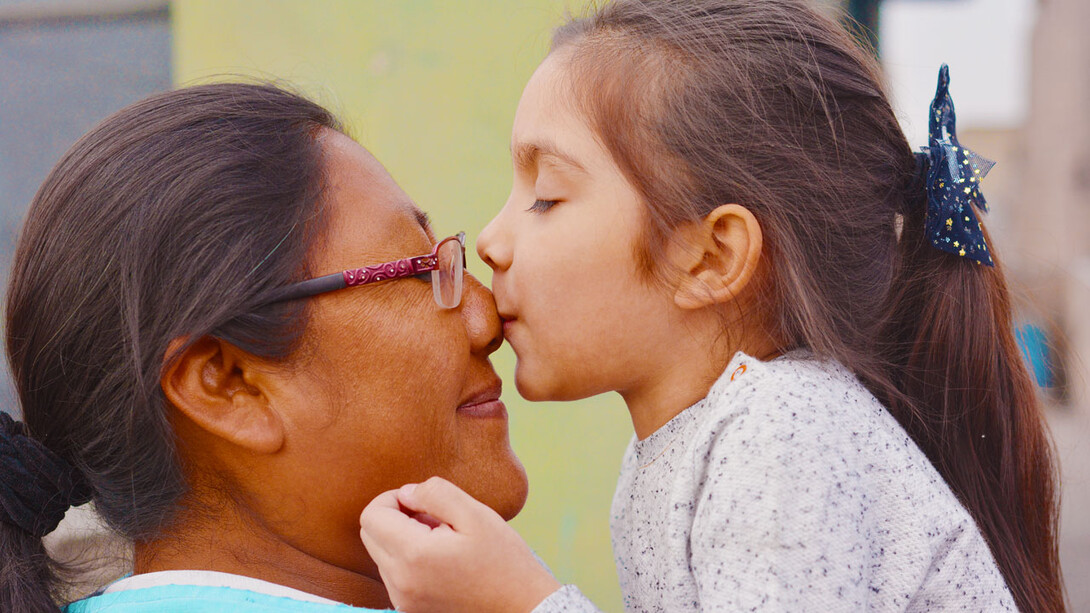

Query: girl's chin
<box><xmin>514</xmin><ymin>364</ymin><xmax>598</xmax><ymax>403</ymax></box>
<box><xmin>513</xmin><ymin>363</ymin><xmax>554</xmax><ymax>402</ymax></box>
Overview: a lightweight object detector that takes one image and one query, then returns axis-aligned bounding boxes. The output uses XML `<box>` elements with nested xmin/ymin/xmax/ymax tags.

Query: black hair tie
<box><xmin>0</xmin><ymin>412</ymin><xmax>92</xmax><ymax>537</ymax></box>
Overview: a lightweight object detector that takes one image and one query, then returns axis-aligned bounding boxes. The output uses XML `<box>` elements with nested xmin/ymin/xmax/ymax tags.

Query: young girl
<box><xmin>359</xmin><ymin>0</ymin><xmax>1065</xmax><ymax>611</ymax></box>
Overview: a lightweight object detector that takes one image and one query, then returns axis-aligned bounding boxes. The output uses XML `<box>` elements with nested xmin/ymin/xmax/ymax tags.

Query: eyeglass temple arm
<box><xmin>262</xmin><ymin>252</ymin><xmax>442</xmax><ymax>305</ymax></box>
<box><xmin>264</xmin><ymin>273</ymin><xmax>347</xmax><ymax>304</ymax></box>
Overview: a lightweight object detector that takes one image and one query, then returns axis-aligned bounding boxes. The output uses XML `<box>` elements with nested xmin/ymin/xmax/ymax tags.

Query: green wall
<box><xmin>172</xmin><ymin>2</ymin><xmax>631</xmax><ymax>609</ymax></box>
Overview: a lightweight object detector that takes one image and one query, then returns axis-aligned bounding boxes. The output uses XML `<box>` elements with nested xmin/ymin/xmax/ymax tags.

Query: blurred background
<box><xmin>0</xmin><ymin>0</ymin><xmax>1087</xmax><ymax>610</ymax></box>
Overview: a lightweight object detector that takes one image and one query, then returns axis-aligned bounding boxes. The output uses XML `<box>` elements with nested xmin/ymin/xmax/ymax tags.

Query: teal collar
<box><xmin>65</xmin><ymin>583</ymin><xmax>392</xmax><ymax>613</ymax></box>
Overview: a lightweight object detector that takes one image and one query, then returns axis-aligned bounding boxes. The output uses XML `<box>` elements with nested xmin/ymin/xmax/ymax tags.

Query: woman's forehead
<box><xmin>316</xmin><ymin>131</ymin><xmax>432</xmax><ymax>268</ymax></box>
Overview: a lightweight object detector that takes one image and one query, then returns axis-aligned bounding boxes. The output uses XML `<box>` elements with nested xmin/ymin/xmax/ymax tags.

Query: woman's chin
<box><xmin>473</xmin><ymin>458</ymin><xmax>529</xmax><ymax>522</ymax></box>
<box><xmin>500</xmin><ymin>461</ymin><xmax>530</xmax><ymax>521</ymax></box>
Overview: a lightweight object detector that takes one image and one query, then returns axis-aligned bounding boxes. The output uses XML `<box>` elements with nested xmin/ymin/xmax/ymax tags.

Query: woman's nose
<box><xmin>460</xmin><ymin>272</ymin><xmax>503</xmax><ymax>356</ymax></box>
<box><xmin>476</xmin><ymin>213</ymin><xmax>510</xmax><ymax>273</ymax></box>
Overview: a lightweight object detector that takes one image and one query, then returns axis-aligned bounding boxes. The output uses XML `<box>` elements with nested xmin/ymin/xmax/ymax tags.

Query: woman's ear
<box><xmin>672</xmin><ymin>203</ymin><xmax>763</xmax><ymax>310</ymax></box>
<box><xmin>161</xmin><ymin>336</ymin><xmax>285</xmax><ymax>455</ymax></box>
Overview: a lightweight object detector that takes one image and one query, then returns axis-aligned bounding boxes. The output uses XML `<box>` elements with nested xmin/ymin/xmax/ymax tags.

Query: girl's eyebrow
<box><xmin>511</xmin><ymin>140</ymin><xmax>587</xmax><ymax>174</ymax></box>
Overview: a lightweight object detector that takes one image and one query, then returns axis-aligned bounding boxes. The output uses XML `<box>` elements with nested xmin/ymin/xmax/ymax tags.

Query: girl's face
<box><xmin>477</xmin><ymin>53</ymin><xmax>683</xmax><ymax>403</ymax></box>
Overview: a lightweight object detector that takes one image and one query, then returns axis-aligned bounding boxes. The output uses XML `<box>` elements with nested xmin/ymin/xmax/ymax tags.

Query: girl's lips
<box><xmin>501</xmin><ymin>316</ymin><xmax>517</xmax><ymax>336</ymax></box>
<box><xmin>456</xmin><ymin>398</ymin><xmax>508</xmax><ymax>418</ymax></box>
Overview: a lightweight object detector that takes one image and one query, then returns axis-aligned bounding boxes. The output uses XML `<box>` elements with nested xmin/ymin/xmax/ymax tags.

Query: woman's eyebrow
<box><xmin>413</xmin><ymin>207</ymin><xmax>433</xmax><ymax>233</ymax></box>
<box><xmin>409</xmin><ymin>206</ymin><xmax>437</xmax><ymax>241</ymax></box>
<box><xmin>511</xmin><ymin>140</ymin><xmax>587</xmax><ymax>174</ymax></box>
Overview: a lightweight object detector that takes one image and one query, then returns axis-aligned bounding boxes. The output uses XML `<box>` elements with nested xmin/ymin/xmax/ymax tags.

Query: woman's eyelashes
<box><xmin>528</xmin><ymin>199</ymin><xmax>559</xmax><ymax>213</ymax></box>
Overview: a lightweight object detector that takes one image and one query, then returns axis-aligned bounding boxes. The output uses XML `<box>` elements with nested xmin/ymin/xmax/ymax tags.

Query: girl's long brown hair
<box><xmin>554</xmin><ymin>1</ymin><xmax>1064</xmax><ymax>611</ymax></box>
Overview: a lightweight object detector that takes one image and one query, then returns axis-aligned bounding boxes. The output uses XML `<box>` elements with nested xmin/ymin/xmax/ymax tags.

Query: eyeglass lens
<box><xmin>431</xmin><ymin>238</ymin><xmax>464</xmax><ymax>308</ymax></box>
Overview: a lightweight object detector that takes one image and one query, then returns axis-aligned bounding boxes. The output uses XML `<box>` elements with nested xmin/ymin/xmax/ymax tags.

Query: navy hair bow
<box><xmin>918</xmin><ymin>64</ymin><xmax>995</xmax><ymax>266</ymax></box>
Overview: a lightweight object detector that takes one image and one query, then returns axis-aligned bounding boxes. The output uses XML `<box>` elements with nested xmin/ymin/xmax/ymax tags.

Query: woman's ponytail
<box><xmin>1</xmin><ymin>412</ymin><xmax>93</xmax><ymax>612</ymax></box>
<box><xmin>1</xmin><ymin>522</ymin><xmax>62</xmax><ymax>612</ymax></box>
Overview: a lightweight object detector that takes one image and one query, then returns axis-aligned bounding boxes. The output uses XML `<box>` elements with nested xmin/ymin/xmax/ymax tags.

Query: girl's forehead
<box><xmin>510</xmin><ymin>60</ymin><xmax>614</xmax><ymax>179</ymax></box>
<box><xmin>512</xmin><ymin>56</ymin><xmax>583</xmax><ymax>135</ymax></box>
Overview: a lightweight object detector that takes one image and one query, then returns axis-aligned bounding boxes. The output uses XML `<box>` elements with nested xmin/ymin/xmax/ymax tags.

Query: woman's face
<box><xmin>262</xmin><ymin>130</ymin><xmax>527</xmax><ymax>573</ymax></box>
<box><xmin>477</xmin><ymin>52</ymin><xmax>682</xmax><ymax>403</ymax></box>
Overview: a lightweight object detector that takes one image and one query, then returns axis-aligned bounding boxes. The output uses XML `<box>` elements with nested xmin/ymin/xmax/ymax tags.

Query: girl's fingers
<box><xmin>359</xmin><ymin>489</ymin><xmax>435</xmax><ymax>556</ymax></box>
<box><xmin>363</xmin><ymin>488</ymin><xmax>401</xmax><ymax>513</ymax></box>
<box><xmin>360</xmin><ymin>481</ymin><xmax>562</xmax><ymax>613</ymax></box>
<box><xmin>396</xmin><ymin>476</ymin><xmax>497</xmax><ymax>532</ymax></box>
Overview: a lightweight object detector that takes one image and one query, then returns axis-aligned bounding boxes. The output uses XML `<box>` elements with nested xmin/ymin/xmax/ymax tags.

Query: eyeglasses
<box><xmin>265</xmin><ymin>232</ymin><xmax>466</xmax><ymax>309</ymax></box>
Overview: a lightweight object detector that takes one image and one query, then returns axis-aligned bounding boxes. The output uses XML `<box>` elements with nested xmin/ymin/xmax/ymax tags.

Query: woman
<box><xmin>0</xmin><ymin>82</ymin><xmax>529</xmax><ymax>612</ymax></box>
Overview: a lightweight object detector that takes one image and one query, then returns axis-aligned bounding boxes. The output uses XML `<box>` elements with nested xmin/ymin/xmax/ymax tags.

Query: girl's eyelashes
<box><xmin>528</xmin><ymin>199</ymin><xmax>559</xmax><ymax>213</ymax></box>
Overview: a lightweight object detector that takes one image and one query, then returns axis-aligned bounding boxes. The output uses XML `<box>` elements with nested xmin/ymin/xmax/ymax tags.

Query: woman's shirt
<box><xmin>536</xmin><ymin>352</ymin><xmax>1017</xmax><ymax>612</ymax></box>
<box><xmin>64</xmin><ymin>570</ymin><xmax>393</xmax><ymax>613</ymax></box>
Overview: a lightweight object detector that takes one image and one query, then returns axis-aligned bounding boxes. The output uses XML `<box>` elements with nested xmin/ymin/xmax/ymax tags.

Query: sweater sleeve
<box><xmin>687</xmin><ymin>393</ymin><xmax>876</xmax><ymax>611</ymax></box>
<box><xmin>530</xmin><ymin>585</ymin><xmax>603</xmax><ymax>613</ymax></box>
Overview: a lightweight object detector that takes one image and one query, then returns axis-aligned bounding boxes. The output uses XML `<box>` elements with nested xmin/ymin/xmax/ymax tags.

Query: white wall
<box><xmin>880</xmin><ymin>0</ymin><xmax>1037</xmax><ymax>148</ymax></box>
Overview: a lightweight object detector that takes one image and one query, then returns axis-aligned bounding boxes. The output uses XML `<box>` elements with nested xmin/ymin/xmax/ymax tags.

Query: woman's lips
<box><xmin>457</xmin><ymin>379</ymin><xmax>507</xmax><ymax>418</ymax></box>
<box><xmin>456</xmin><ymin>398</ymin><xmax>508</xmax><ymax>418</ymax></box>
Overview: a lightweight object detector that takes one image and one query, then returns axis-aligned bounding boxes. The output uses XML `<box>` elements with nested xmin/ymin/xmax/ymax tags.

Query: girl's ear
<box><xmin>160</xmin><ymin>336</ymin><xmax>285</xmax><ymax>455</ymax></box>
<box><xmin>672</xmin><ymin>204</ymin><xmax>763</xmax><ymax>310</ymax></box>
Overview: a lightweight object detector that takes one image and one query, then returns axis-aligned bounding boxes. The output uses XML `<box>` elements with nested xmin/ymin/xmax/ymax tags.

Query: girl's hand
<box><xmin>359</xmin><ymin>476</ymin><xmax>562</xmax><ymax>613</ymax></box>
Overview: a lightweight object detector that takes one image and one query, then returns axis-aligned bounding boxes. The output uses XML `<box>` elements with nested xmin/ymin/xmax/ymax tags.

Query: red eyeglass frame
<box><xmin>264</xmin><ymin>232</ymin><xmax>466</xmax><ymax>307</ymax></box>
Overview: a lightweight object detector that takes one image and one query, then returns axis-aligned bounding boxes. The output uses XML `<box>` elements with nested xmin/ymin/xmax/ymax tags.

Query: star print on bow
<box><xmin>918</xmin><ymin>64</ymin><xmax>996</xmax><ymax>266</ymax></box>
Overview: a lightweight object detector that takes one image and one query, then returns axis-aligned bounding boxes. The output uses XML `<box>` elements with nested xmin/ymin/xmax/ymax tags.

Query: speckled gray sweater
<box><xmin>534</xmin><ymin>352</ymin><xmax>1017</xmax><ymax>612</ymax></box>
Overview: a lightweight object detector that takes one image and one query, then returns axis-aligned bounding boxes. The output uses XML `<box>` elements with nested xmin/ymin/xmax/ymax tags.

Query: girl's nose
<box><xmin>476</xmin><ymin>213</ymin><xmax>511</xmax><ymax>273</ymax></box>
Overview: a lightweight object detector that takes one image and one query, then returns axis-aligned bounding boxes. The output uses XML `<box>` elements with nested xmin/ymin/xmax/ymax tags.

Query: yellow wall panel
<box><xmin>172</xmin><ymin>2</ymin><xmax>630</xmax><ymax>609</ymax></box>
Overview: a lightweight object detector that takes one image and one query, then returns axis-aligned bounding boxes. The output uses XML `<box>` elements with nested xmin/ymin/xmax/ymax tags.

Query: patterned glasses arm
<box><xmin>343</xmin><ymin>255</ymin><xmax>437</xmax><ymax>286</ymax></box>
<box><xmin>261</xmin><ymin>232</ymin><xmax>463</xmax><ymax>306</ymax></box>
<box><xmin>263</xmin><ymin>255</ymin><xmax>436</xmax><ymax>304</ymax></box>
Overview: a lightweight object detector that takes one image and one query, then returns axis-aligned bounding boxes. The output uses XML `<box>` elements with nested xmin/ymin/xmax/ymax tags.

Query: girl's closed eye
<box><xmin>528</xmin><ymin>199</ymin><xmax>559</xmax><ymax>213</ymax></box>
